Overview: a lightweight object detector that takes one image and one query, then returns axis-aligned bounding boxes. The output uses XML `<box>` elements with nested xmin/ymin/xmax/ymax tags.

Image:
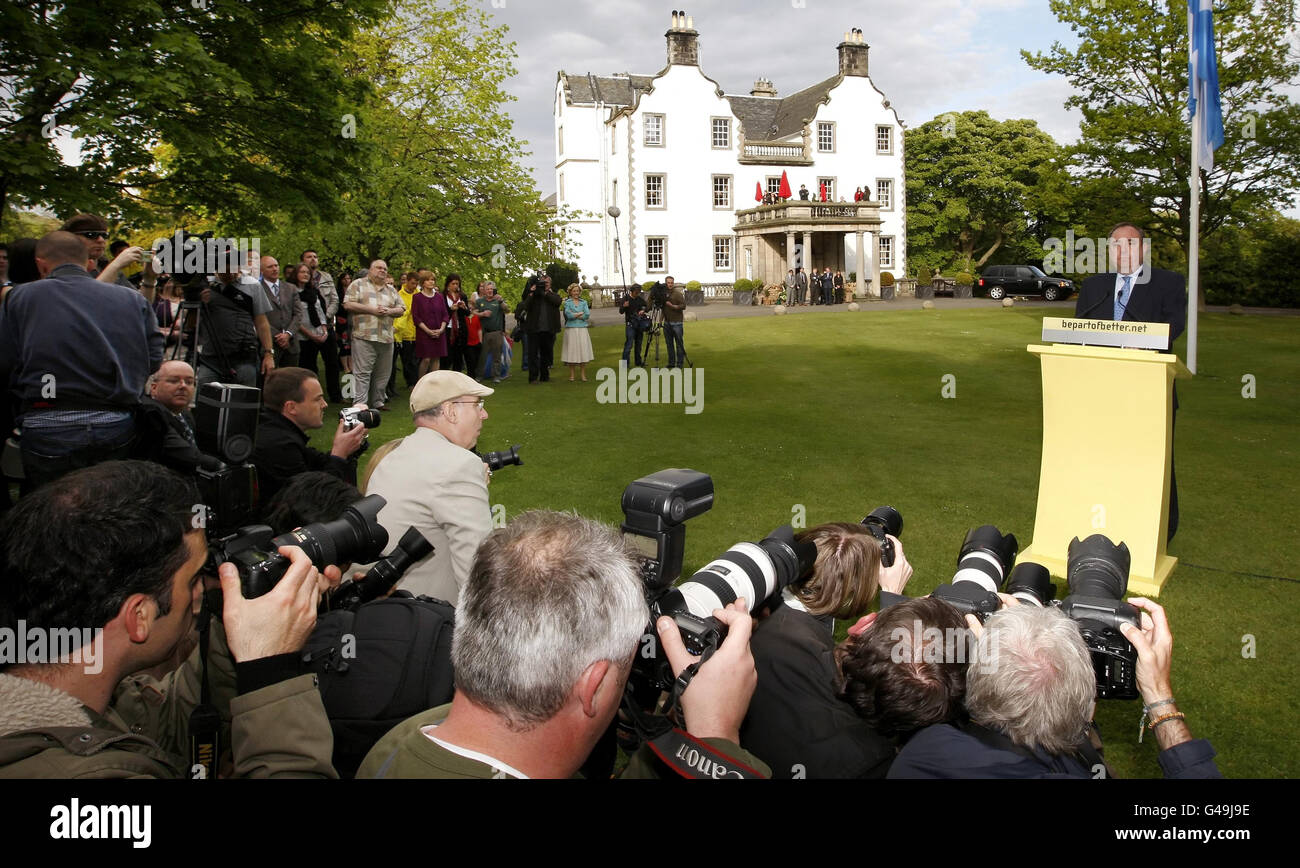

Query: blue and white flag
<box><xmin>1188</xmin><ymin>0</ymin><xmax>1225</xmax><ymax>170</ymax></box>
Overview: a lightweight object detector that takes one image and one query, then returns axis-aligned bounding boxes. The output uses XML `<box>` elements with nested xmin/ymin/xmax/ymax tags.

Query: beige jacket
<box><xmin>366</xmin><ymin>427</ymin><xmax>493</xmax><ymax>605</ymax></box>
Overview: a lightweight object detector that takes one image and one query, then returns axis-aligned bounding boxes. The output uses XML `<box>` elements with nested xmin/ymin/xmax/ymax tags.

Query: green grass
<box><xmin>312</xmin><ymin>307</ymin><xmax>1300</xmax><ymax>778</ymax></box>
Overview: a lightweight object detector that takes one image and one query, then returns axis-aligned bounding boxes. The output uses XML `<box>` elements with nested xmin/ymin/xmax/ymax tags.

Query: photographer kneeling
<box><xmin>0</xmin><ymin>461</ymin><xmax>339</xmax><ymax>778</ymax></box>
<box><xmin>888</xmin><ymin>600</ymin><xmax>1221</xmax><ymax>778</ymax></box>
<box><xmin>739</xmin><ymin>521</ymin><xmax>912</xmax><ymax>779</ymax></box>
<box><xmin>358</xmin><ymin>510</ymin><xmax>768</xmax><ymax>779</ymax></box>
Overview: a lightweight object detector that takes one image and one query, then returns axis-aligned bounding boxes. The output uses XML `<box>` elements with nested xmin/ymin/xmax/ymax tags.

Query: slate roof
<box><xmin>561</xmin><ymin>69</ymin><xmax>841</xmax><ymax>143</ymax></box>
<box><xmin>562</xmin><ymin>73</ymin><xmax>659</xmax><ymax>106</ymax></box>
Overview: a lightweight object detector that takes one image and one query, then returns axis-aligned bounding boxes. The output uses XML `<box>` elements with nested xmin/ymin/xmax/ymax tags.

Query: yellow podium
<box><xmin>1020</xmin><ymin>342</ymin><xmax>1189</xmax><ymax>597</ymax></box>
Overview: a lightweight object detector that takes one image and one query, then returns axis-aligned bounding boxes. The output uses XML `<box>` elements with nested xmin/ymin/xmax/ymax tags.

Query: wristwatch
<box><xmin>262</xmin><ymin>347</ymin><xmax>273</xmax><ymax>356</ymax></box>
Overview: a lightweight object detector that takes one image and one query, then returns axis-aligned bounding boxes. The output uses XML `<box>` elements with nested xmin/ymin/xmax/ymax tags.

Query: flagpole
<box><xmin>1186</xmin><ymin>2</ymin><xmax>1200</xmax><ymax>375</ymax></box>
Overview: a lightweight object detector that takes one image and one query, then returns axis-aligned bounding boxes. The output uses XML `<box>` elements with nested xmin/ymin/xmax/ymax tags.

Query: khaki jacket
<box><xmin>0</xmin><ymin>623</ymin><xmax>336</xmax><ymax>779</ymax></box>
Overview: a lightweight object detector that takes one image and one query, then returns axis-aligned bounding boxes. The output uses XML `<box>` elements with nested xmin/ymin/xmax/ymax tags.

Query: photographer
<box><xmin>522</xmin><ymin>273</ymin><xmax>561</xmax><ymax>384</ymax></box>
<box><xmin>365</xmin><ymin>371</ymin><xmax>493</xmax><ymax>605</ymax></box>
<box><xmin>0</xmin><ymin>461</ymin><xmax>339</xmax><ymax>778</ymax></box>
<box><xmin>739</xmin><ymin>522</ymin><xmax>911</xmax><ymax>778</ymax></box>
<box><xmin>660</xmin><ymin>276</ymin><xmax>687</xmax><ymax>369</ymax></box>
<box><xmin>197</xmin><ymin>270</ymin><xmax>276</xmax><ymax>389</ymax></box>
<box><xmin>889</xmin><ymin>601</ymin><xmax>1221</xmax><ymax>778</ymax></box>
<box><xmin>249</xmin><ymin>367</ymin><xmax>367</xmax><ymax>504</ymax></box>
<box><xmin>357</xmin><ymin>510</ymin><xmax>767</xmax><ymax>779</ymax></box>
<box><xmin>619</xmin><ymin>284</ymin><xmax>649</xmax><ymax>367</ymax></box>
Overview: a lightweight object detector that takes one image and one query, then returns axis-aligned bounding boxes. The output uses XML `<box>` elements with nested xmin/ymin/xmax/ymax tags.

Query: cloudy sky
<box><xmin>484</xmin><ymin>0</ymin><xmax>1087</xmax><ymax>195</ymax></box>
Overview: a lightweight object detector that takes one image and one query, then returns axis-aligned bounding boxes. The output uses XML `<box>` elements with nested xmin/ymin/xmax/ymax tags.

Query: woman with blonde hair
<box><xmin>560</xmin><ymin>283</ymin><xmax>593</xmax><ymax>381</ymax></box>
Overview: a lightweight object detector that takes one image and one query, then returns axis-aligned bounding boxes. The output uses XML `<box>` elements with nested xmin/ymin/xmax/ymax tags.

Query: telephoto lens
<box><xmin>930</xmin><ymin>525</ymin><xmax>1019</xmax><ymax>621</ymax></box>
<box><xmin>481</xmin><ymin>444</ymin><xmax>523</xmax><ymax>471</ymax></box>
<box><xmin>1003</xmin><ymin>562</ymin><xmax>1056</xmax><ymax>607</ymax></box>
<box><xmin>238</xmin><ymin>495</ymin><xmax>392</xmax><ymax>598</ymax></box>
<box><xmin>860</xmin><ymin>506</ymin><xmax>903</xmax><ymax>567</ymax></box>
<box><xmin>656</xmin><ymin>524</ymin><xmax>817</xmax><ymax>620</ymax></box>
<box><xmin>1060</xmin><ymin>534</ymin><xmax>1141</xmax><ymax>700</ymax></box>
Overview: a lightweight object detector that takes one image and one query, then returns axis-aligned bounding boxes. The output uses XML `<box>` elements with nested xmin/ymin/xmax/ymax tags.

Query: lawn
<box><xmin>312</xmin><ymin>305</ymin><xmax>1299</xmax><ymax>778</ymax></box>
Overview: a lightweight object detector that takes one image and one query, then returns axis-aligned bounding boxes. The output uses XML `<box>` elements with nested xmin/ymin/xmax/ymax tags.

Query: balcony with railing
<box><xmin>738</xmin><ymin>141</ymin><xmax>810</xmax><ymax>165</ymax></box>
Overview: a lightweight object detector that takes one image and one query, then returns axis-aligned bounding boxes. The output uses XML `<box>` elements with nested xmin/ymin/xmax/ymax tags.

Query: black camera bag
<box><xmin>301</xmin><ymin>592</ymin><xmax>456</xmax><ymax>778</ymax></box>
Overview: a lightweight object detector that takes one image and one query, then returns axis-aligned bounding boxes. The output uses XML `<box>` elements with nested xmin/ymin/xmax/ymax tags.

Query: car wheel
<box><xmin>1043</xmin><ymin>286</ymin><xmax>1060</xmax><ymax>302</ymax></box>
<box><xmin>988</xmin><ymin>286</ymin><xmax>1005</xmax><ymax>300</ymax></box>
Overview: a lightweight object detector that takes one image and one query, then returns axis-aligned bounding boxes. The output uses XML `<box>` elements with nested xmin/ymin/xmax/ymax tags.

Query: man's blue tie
<box><xmin>1114</xmin><ymin>275</ymin><xmax>1131</xmax><ymax>321</ymax></box>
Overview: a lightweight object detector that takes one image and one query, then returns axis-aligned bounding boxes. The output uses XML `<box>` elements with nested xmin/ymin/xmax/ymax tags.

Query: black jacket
<box><xmin>521</xmin><ymin>286</ymin><xmax>562</xmax><ymax>333</ymax></box>
<box><xmin>620</xmin><ymin>293</ymin><xmax>648</xmax><ymax>325</ymax></box>
<box><xmin>249</xmin><ymin>408</ymin><xmax>356</xmax><ymax>504</ymax></box>
<box><xmin>739</xmin><ymin>602</ymin><xmax>895</xmax><ymax>779</ymax></box>
<box><xmin>134</xmin><ymin>398</ymin><xmax>223</xmax><ymax>474</ymax></box>
<box><xmin>889</xmin><ymin>722</ymin><xmax>1222</xmax><ymax>779</ymax></box>
<box><xmin>1075</xmin><ymin>267</ymin><xmax>1187</xmax><ymax>346</ymax></box>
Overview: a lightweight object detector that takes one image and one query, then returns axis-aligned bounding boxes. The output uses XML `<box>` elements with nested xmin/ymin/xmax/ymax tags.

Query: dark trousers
<box><xmin>527</xmin><ymin>331</ymin><xmax>555</xmax><ymax>381</ymax></box>
<box><xmin>464</xmin><ymin>344</ymin><xmax>482</xmax><ymax>380</ymax></box>
<box><xmin>665</xmin><ymin>322</ymin><xmax>685</xmax><ymax>367</ymax></box>
<box><xmin>20</xmin><ymin>417</ymin><xmax>136</xmax><ymax>494</ymax></box>
<box><xmin>446</xmin><ymin>340</ymin><xmax>467</xmax><ymax>373</ymax></box>
<box><xmin>388</xmin><ymin>341</ymin><xmax>419</xmax><ymax>394</ymax></box>
<box><xmin>622</xmin><ymin>324</ymin><xmax>643</xmax><ymax>365</ymax></box>
<box><xmin>299</xmin><ymin>333</ymin><xmax>343</xmax><ymax>402</ymax></box>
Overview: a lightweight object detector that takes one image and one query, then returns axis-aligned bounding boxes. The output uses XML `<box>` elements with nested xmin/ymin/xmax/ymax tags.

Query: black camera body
<box><xmin>861</xmin><ymin>505</ymin><xmax>902</xmax><ymax>567</ymax></box>
<box><xmin>1060</xmin><ymin>535</ymin><xmax>1140</xmax><ymax>700</ymax></box>
<box><xmin>208</xmin><ymin>494</ymin><xmax>391</xmax><ymax>599</ymax></box>
<box><xmin>649</xmin><ymin>282</ymin><xmax>669</xmax><ymax>310</ymax></box>
<box><xmin>931</xmin><ymin>525</ymin><xmax>1020</xmax><ymax>623</ymax></box>
<box><xmin>196</xmin><ymin>462</ymin><xmax>258</xmax><ymax>538</ymax></box>
<box><xmin>620</xmin><ymin>468</ymin><xmax>715</xmax><ymax>593</ymax></box>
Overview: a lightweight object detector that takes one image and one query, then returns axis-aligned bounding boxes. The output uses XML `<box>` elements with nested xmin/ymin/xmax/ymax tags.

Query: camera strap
<box><xmin>187</xmin><ymin>590</ymin><xmax>223</xmax><ymax>780</ymax></box>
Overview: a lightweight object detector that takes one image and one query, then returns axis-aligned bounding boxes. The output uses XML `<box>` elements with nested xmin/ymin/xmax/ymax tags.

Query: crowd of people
<box><xmin>0</xmin><ymin>218</ymin><xmax>1217</xmax><ymax>781</ymax></box>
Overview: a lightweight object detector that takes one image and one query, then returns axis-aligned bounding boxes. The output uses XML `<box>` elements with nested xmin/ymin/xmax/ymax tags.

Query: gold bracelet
<box><xmin>1148</xmin><ymin>711</ymin><xmax>1186</xmax><ymax>730</ymax></box>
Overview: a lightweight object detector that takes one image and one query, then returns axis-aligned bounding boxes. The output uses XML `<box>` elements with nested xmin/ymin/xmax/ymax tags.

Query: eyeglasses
<box><xmin>449</xmin><ymin>399</ymin><xmax>486</xmax><ymax>410</ymax></box>
<box><xmin>75</xmin><ymin>231</ymin><xmax>109</xmax><ymax>240</ymax></box>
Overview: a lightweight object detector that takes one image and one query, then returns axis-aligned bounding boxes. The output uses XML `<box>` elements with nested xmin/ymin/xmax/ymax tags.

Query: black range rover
<box><xmin>975</xmin><ymin>265</ymin><xmax>1074</xmax><ymax>301</ymax></box>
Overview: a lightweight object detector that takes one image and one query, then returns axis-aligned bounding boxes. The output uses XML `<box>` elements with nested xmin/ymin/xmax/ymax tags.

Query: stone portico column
<box><xmin>855</xmin><ymin>231</ymin><xmax>865</xmax><ymax>298</ymax></box>
<box><xmin>801</xmin><ymin>231</ymin><xmax>813</xmax><ymax>276</ymax></box>
<box><xmin>785</xmin><ymin>230</ymin><xmax>796</xmax><ymax>276</ymax></box>
<box><xmin>869</xmin><ymin>230</ymin><xmax>882</xmax><ymax>298</ymax></box>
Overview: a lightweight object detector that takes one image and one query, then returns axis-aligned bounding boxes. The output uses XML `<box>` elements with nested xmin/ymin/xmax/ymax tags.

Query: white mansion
<box><xmin>553</xmin><ymin>12</ymin><xmax>906</xmax><ymax>291</ymax></box>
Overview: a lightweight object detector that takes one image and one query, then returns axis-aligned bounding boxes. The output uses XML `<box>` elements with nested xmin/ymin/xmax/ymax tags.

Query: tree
<box><xmin>258</xmin><ymin>0</ymin><xmax>557</xmax><ymax>290</ymax></box>
<box><xmin>905</xmin><ymin>111</ymin><xmax>1068</xmax><ymax>274</ymax></box>
<box><xmin>1024</xmin><ymin>0</ymin><xmax>1300</xmax><ymax>307</ymax></box>
<box><xmin>0</xmin><ymin>0</ymin><xmax>389</xmax><ymax>233</ymax></box>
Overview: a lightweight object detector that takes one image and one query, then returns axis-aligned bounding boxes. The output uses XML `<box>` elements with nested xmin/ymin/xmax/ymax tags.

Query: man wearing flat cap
<box><xmin>366</xmin><ymin>370</ymin><xmax>494</xmax><ymax>605</ymax></box>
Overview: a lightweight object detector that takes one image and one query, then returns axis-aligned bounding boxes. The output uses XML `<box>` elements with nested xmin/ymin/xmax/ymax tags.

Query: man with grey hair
<box><xmin>365</xmin><ymin>370</ymin><xmax>494</xmax><ymax>604</ymax></box>
<box><xmin>357</xmin><ymin>509</ymin><xmax>767</xmax><ymax>779</ymax></box>
<box><xmin>343</xmin><ymin>259</ymin><xmax>404</xmax><ymax>409</ymax></box>
<box><xmin>888</xmin><ymin>600</ymin><xmax>1220</xmax><ymax>778</ymax></box>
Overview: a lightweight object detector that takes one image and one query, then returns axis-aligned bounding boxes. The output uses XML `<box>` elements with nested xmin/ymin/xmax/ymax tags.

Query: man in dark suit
<box><xmin>259</xmin><ymin>255</ymin><xmax>304</xmax><ymax>369</ymax></box>
<box><xmin>137</xmin><ymin>360</ymin><xmax>223</xmax><ymax>474</ymax></box>
<box><xmin>1075</xmin><ymin>223</ymin><xmax>1187</xmax><ymax>541</ymax></box>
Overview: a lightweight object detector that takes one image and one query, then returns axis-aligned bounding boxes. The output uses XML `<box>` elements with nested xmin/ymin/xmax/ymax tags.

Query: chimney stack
<box><xmin>837</xmin><ymin>27</ymin><xmax>869</xmax><ymax>77</ymax></box>
<box><xmin>666</xmin><ymin>10</ymin><xmax>700</xmax><ymax>66</ymax></box>
<box><xmin>750</xmin><ymin>77</ymin><xmax>777</xmax><ymax>98</ymax></box>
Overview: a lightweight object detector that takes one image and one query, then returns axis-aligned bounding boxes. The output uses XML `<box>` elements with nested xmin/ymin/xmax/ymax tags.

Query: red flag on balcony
<box><xmin>778</xmin><ymin>171</ymin><xmax>791</xmax><ymax>199</ymax></box>
<box><xmin>755</xmin><ymin>181</ymin><xmax>763</xmax><ymax>203</ymax></box>
<box><xmin>819</xmin><ymin>182</ymin><xmax>827</xmax><ymax>201</ymax></box>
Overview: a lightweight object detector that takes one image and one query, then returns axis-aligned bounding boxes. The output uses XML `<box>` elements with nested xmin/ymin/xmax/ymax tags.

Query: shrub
<box><xmin>546</xmin><ymin>261</ymin><xmax>579</xmax><ymax>292</ymax></box>
<box><xmin>733</xmin><ymin>278</ymin><xmax>752</xmax><ymax>293</ymax></box>
<box><xmin>685</xmin><ymin>280</ymin><xmax>701</xmax><ymax>292</ymax></box>
<box><xmin>642</xmin><ymin>280</ymin><xmax>657</xmax><ymax>293</ymax></box>
<box><xmin>917</xmin><ymin>266</ymin><xmax>932</xmax><ymax>284</ymax></box>
<box><xmin>880</xmin><ymin>271</ymin><xmax>895</xmax><ymax>287</ymax></box>
<box><xmin>955</xmin><ymin>271</ymin><xmax>973</xmax><ymax>286</ymax></box>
